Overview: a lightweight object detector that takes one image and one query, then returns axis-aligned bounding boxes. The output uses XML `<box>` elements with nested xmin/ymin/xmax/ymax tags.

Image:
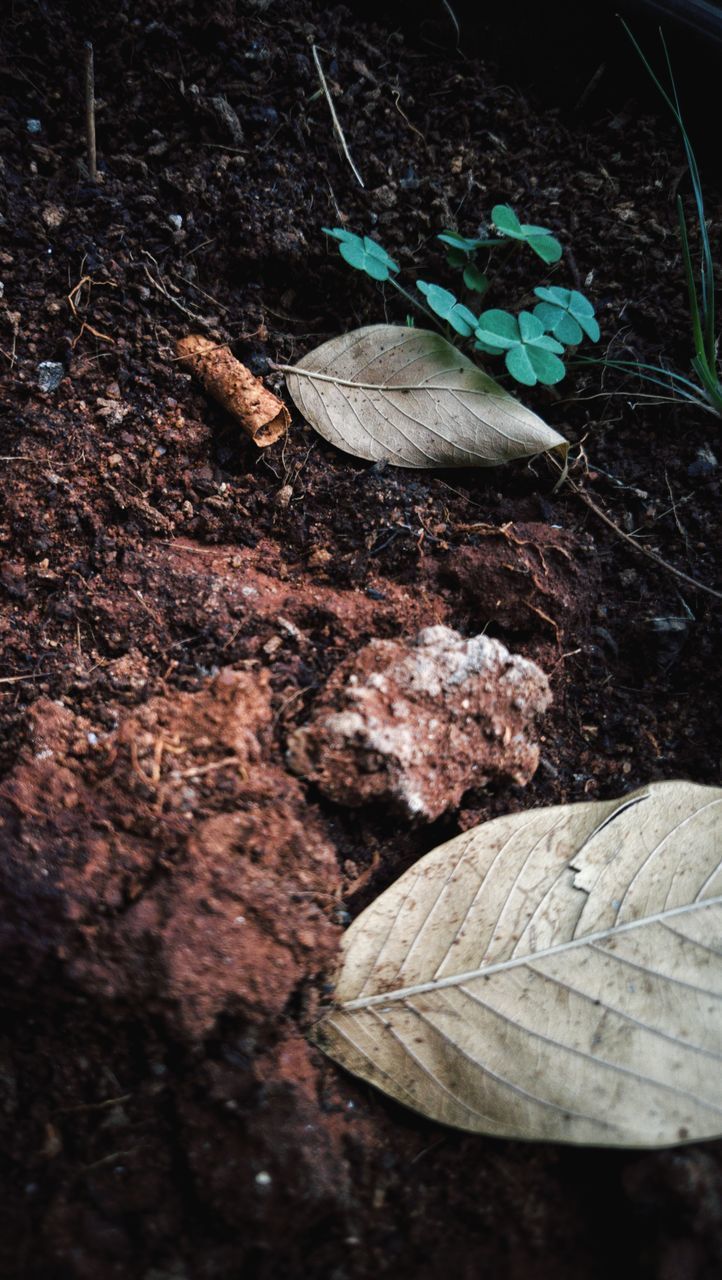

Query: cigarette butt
<box><xmin>177</xmin><ymin>335</ymin><xmax>290</xmax><ymax>447</ymax></box>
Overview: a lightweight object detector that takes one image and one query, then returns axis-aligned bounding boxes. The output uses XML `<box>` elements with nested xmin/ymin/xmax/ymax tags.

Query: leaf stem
<box><xmin>388</xmin><ymin>278</ymin><xmax>440</xmax><ymax>328</ymax></box>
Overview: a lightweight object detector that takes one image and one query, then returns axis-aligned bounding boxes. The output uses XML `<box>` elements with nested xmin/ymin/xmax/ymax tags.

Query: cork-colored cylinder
<box><xmin>177</xmin><ymin>335</ymin><xmax>290</xmax><ymax>447</ymax></box>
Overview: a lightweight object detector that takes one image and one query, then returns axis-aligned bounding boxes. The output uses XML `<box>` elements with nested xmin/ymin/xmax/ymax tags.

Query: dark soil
<box><xmin>1</xmin><ymin>2</ymin><xmax>721</xmax><ymax>1277</ymax></box>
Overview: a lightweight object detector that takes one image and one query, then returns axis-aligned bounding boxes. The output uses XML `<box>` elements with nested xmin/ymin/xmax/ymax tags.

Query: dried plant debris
<box><xmin>283</xmin><ymin>325</ymin><xmax>567</xmax><ymax>468</ymax></box>
<box><xmin>317</xmin><ymin>781</ymin><xmax>722</xmax><ymax>1148</ymax></box>
<box><xmin>177</xmin><ymin>335</ymin><xmax>290</xmax><ymax>446</ymax></box>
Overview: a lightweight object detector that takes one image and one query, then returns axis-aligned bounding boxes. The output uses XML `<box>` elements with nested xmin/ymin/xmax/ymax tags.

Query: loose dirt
<box><xmin>1</xmin><ymin>2</ymin><xmax>721</xmax><ymax>1278</ymax></box>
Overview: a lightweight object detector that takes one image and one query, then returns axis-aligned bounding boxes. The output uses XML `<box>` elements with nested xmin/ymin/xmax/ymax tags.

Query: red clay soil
<box><xmin>1</xmin><ymin>2</ymin><xmax>721</xmax><ymax>1278</ymax></box>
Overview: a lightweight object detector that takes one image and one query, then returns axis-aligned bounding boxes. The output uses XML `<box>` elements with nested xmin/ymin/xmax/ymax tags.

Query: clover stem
<box><xmin>388</xmin><ymin>279</ymin><xmax>440</xmax><ymax>329</ymax></box>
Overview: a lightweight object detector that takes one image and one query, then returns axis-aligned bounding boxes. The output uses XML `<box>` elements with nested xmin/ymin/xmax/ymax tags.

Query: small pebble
<box><xmin>36</xmin><ymin>362</ymin><xmax>64</xmax><ymax>392</ymax></box>
<box><xmin>25</xmin><ymin>118</ymin><xmax>42</xmax><ymax>134</ymax></box>
<box><xmin>167</xmin><ymin>213</ymin><xmax>183</xmax><ymax>232</ymax></box>
<box><xmin>687</xmin><ymin>445</ymin><xmax>717</xmax><ymax>479</ymax></box>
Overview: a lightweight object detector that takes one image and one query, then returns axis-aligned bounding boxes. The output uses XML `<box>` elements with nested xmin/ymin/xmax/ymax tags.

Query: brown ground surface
<box><xmin>1</xmin><ymin>2</ymin><xmax>721</xmax><ymax>1277</ymax></box>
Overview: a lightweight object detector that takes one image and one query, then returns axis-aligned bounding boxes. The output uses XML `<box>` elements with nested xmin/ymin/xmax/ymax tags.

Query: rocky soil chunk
<box><xmin>288</xmin><ymin>625</ymin><xmax>552</xmax><ymax>820</ymax></box>
<box><xmin>0</xmin><ymin>670</ymin><xmax>340</xmax><ymax>1040</ymax></box>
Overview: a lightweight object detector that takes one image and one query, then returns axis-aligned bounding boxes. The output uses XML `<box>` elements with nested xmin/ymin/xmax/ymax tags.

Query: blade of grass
<box><xmin>676</xmin><ymin>196</ymin><xmax>705</xmax><ymax>359</ymax></box>
<box><xmin>580</xmin><ymin>357</ymin><xmax>716</xmax><ymax>411</ymax></box>
<box><xmin>658</xmin><ymin>29</ymin><xmax>715</xmax><ymax>346</ymax></box>
<box><xmin>621</xmin><ymin>20</ymin><xmax>720</xmax><ymax>416</ymax></box>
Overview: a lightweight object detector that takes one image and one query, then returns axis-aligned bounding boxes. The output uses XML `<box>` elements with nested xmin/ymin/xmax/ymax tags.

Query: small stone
<box><xmin>167</xmin><ymin>213</ymin><xmax>183</xmax><ymax>232</ymax></box>
<box><xmin>36</xmin><ymin>362</ymin><xmax>64</xmax><ymax>392</ymax></box>
<box><xmin>25</xmin><ymin>118</ymin><xmax>42</xmax><ymax>134</ymax></box>
<box><xmin>687</xmin><ymin>445</ymin><xmax>717</xmax><ymax>478</ymax></box>
<box><xmin>41</xmin><ymin>204</ymin><xmax>66</xmax><ymax>230</ymax></box>
<box><xmin>209</xmin><ymin>95</ymin><xmax>244</xmax><ymax>144</ymax></box>
<box><xmin>370</xmin><ymin>183</ymin><xmax>397</xmax><ymax>209</ymax></box>
<box><xmin>308</xmin><ymin>547</ymin><xmax>332</xmax><ymax>568</ymax></box>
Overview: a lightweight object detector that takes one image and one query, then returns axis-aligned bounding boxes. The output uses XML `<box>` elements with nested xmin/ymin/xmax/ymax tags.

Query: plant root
<box><xmin>571</xmin><ymin>479</ymin><xmax>722</xmax><ymax>602</ymax></box>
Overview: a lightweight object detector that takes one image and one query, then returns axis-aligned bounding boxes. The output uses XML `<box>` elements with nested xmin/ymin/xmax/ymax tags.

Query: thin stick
<box><xmin>311</xmin><ymin>45</ymin><xmax>364</xmax><ymax>189</ymax></box>
<box><xmin>570</xmin><ymin>478</ymin><xmax>722</xmax><ymax>602</ymax></box>
<box><xmin>84</xmin><ymin>41</ymin><xmax>97</xmax><ymax>182</ymax></box>
<box><xmin>0</xmin><ymin>673</ymin><xmax>49</xmax><ymax>684</ymax></box>
<box><xmin>573</xmin><ymin>61</ymin><xmax>606</xmax><ymax>113</ymax></box>
<box><xmin>441</xmin><ymin>0</ymin><xmax>461</xmax><ymax>46</ymax></box>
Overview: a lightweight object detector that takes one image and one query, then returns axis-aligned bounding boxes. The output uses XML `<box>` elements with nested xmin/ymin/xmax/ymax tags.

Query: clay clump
<box><xmin>0</xmin><ymin>670</ymin><xmax>340</xmax><ymax>1040</ymax></box>
<box><xmin>288</xmin><ymin>624</ymin><xmax>552</xmax><ymax>820</ymax></box>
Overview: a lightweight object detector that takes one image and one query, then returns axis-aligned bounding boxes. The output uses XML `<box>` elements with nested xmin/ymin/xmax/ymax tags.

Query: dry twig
<box><xmin>311</xmin><ymin>45</ymin><xmax>364</xmax><ymax>188</ymax></box>
<box><xmin>84</xmin><ymin>42</ymin><xmax>97</xmax><ymax>182</ymax></box>
<box><xmin>570</xmin><ymin>478</ymin><xmax>722</xmax><ymax>602</ymax></box>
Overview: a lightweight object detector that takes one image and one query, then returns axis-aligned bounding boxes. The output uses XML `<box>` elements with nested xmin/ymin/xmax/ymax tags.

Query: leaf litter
<box><xmin>282</xmin><ymin>324</ymin><xmax>568</xmax><ymax>467</ymax></box>
<box><xmin>317</xmin><ymin>781</ymin><xmax>722</xmax><ymax>1148</ymax></box>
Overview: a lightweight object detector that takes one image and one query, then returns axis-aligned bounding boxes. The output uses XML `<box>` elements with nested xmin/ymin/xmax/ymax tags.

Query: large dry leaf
<box><xmin>317</xmin><ymin>781</ymin><xmax>722</xmax><ymax>1147</ymax></box>
<box><xmin>283</xmin><ymin>325</ymin><xmax>567</xmax><ymax>467</ymax></box>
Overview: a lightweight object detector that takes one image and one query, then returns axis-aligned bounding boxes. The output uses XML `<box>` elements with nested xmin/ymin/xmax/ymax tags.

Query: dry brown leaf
<box><xmin>317</xmin><ymin>781</ymin><xmax>722</xmax><ymax>1147</ymax></box>
<box><xmin>283</xmin><ymin>325</ymin><xmax>567</xmax><ymax>468</ymax></box>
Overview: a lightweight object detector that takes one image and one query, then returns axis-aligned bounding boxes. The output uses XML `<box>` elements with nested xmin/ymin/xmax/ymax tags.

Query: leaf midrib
<box><xmin>284</xmin><ymin>367</ymin><xmax>503</xmax><ymax>395</ymax></box>
<box><xmin>338</xmin><ymin>892</ymin><xmax>722</xmax><ymax>1012</ymax></box>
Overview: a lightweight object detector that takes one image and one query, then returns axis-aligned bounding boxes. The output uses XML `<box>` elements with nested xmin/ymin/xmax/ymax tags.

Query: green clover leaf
<box><xmin>323</xmin><ymin>228</ymin><xmax>399</xmax><ymax>281</ymax></box>
<box><xmin>463</xmin><ymin>264</ymin><xmax>489</xmax><ymax>295</ymax></box>
<box><xmin>438</xmin><ymin>229</ymin><xmax>500</xmax><ymax>271</ymax></box>
<box><xmin>437</xmin><ymin>230</ymin><xmax>499</xmax><ymax>253</ymax></box>
<box><xmin>416</xmin><ymin>281</ymin><xmax>478</xmax><ymax>336</ymax></box>
<box><xmin>491</xmin><ymin>204</ymin><xmax>562</xmax><ymax>264</ymax></box>
<box><xmin>445</xmin><ymin>246</ymin><xmax>468</xmax><ymax>269</ymax></box>
<box><xmin>473</xmin><ymin>309</ymin><xmax>520</xmax><ymax>352</ymax></box>
<box><xmin>474</xmin><ymin>309</ymin><xmax>566</xmax><ymax>385</ymax></box>
<box><xmin>533</xmin><ymin>286</ymin><xmax>600</xmax><ymax>344</ymax></box>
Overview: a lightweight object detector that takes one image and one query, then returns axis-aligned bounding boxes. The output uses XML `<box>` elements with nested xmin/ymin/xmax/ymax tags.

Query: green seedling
<box><xmin>437</xmin><ymin>207</ymin><xmax>561</xmax><ymax>289</ymax></box>
<box><xmin>490</xmin><ymin>204</ymin><xmax>562</xmax><ymax>264</ymax></box>
<box><xmin>438</xmin><ymin>235</ymin><xmax>490</xmax><ymax>294</ymax></box>
<box><xmin>533</xmin><ymin>287</ymin><xmax>601</xmax><ymax>345</ymax></box>
<box><xmin>474</xmin><ymin>310</ymin><xmax>566</xmax><ymax>386</ymax></box>
<box><xmin>416</xmin><ymin>281</ymin><xmax>478</xmax><ymax>336</ymax></box>
<box><xmin>322</xmin><ymin>228</ymin><xmax>399</xmax><ymax>281</ymax></box>
<box><xmin>438</xmin><ymin>229</ymin><xmax>499</xmax><ymax>277</ymax></box>
<box><xmin>323</xmin><ymin>211</ymin><xmax>598</xmax><ymax>390</ymax></box>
